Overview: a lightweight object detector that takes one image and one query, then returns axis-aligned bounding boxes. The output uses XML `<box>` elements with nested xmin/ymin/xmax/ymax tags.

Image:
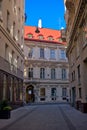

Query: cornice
<box><xmin>66</xmin><ymin>0</ymin><xmax>86</xmax><ymax>55</ymax></box>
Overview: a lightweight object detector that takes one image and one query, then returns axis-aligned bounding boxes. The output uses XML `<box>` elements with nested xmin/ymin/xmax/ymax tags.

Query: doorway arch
<box><xmin>26</xmin><ymin>85</ymin><xmax>35</xmax><ymax>103</ymax></box>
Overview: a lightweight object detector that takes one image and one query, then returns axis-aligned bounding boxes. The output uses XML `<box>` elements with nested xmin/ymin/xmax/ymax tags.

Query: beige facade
<box><xmin>24</xmin><ymin>29</ymin><xmax>69</xmax><ymax>103</ymax></box>
<box><xmin>0</xmin><ymin>0</ymin><xmax>24</xmax><ymax>105</ymax></box>
<box><xmin>65</xmin><ymin>0</ymin><xmax>87</xmax><ymax>112</ymax></box>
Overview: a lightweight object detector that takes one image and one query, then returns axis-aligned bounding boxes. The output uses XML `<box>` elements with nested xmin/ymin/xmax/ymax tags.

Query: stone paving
<box><xmin>0</xmin><ymin>104</ymin><xmax>87</xmax><ymax>130</ymax></box>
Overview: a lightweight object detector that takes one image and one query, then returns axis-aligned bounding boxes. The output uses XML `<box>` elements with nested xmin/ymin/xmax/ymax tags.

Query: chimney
<box><xmin>38</xmin><ymin>19</ymin><xmax>42</xmax><ymax>28</ymax></box>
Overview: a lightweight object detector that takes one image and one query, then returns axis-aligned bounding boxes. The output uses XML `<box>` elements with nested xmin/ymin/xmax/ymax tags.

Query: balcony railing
<box><xmin>0</xmin><ymin>56</ymin><xmax>23</xmax><ymax>79</ymax></box>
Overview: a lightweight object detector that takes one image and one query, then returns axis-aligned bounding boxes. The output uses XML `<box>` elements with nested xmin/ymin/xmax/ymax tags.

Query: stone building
<box><xmin>65</xmin><ymin>0</ymin><xmax>87</xmax><ymax>112</ymax></box>
<box><xmin>24</xmin><ymin>25</ymin><xmax>69</xmax><ymax>103</ymax></box>
<box><xmin>0</xmin><ymin>0</ymin><xmax>24</xmax><ymax>105</ymax></box>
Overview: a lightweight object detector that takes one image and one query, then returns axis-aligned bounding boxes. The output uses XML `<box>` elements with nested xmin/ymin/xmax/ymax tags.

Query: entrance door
<box><xmin>26</xmin><ymin>85</ymin><xmax>35</xmax><ymax>103</ymax></box>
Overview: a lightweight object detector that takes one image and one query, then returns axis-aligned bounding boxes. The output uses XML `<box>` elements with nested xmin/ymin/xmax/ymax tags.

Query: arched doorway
<box><xmin>26</xmin><ymin>85</ymin><xmax>35</xmax><ymax>103</ymax></box>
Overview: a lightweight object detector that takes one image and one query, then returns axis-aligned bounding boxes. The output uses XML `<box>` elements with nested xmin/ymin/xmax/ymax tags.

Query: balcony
<box><xmin>0</xmin><ymin>56</ymin><xmax>23</xmax><ymax>79</ymax></box>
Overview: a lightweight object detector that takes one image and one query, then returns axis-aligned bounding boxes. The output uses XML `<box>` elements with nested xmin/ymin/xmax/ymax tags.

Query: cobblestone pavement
<box><xmin>0</xmin><ymin>104</ymin><xmax>87</xmax><ymax>130</ymax></box>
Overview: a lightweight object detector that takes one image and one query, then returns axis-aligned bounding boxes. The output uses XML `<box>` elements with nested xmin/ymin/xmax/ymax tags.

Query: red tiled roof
<box><xmin>24</xmin><ymin>26</ymin><xmax>66</xmax><ymax>45</ymax></box>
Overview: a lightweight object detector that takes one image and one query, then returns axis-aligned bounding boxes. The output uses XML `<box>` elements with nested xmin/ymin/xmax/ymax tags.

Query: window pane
<box><xmin>62</xmin><ymin>69</ymin><xmax>66</xmax><ymax>80</ymax></box>
<box><xmin>28</xmin><ymin>48</ymin><xmax>33</xmax><ymax>58</ymax></box>
<box><xmin>40</xmin><ymin>68</ymin><xmax>45</xmax><ymax>79</ymax></box>
<box><xmin>50</xmin><ymin>49</ymin><xmax>55</xmax><ymax>59</ymax></box>
<box><xmin>40</xmin><ymin>48</ymin><xmax>44</xmax><ymax>58</ymax></box>
<box><xmin>40</xmin><ymin>88</ymin><xmax>45</xmax><ymax>96</ymax></box>
<box><xmin>51</xmin><ymin>68</ymin><xmax>55</xmax><ymax>79</ymax></box>
<box><xmin>28</xmin><ymin>68</ymin><xmax>33</xmax><ymax>78</ymax></box>
<box><xmin>60</xmin><ymin>50</ymin><xmax>66</xmax><ymax>59</ymax></box>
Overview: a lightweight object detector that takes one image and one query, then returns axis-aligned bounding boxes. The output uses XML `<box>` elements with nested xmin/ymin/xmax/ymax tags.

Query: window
<box><xmin>28</xmin><ymin>68</ymin><xmax>33</xmax><ymax>78</ymax></box>
<box><xmin>17</xmin><ymin>56</ymin><xmax>19</xmax><ymax>68</ymax></box>
<box><xmin>48</xmin><ymin>36</ymin><xmax>53</xmax><ymax>41</ymax></box>
<box><xmin>28</xmin><ymin>48</ymin><xmax>33</xmax><ymax>58</ymax></box>
<box><xmin>60</xmin><ymin>50</ymin><xmax>66</xmax><ymax>59</ymax></box>
<box><xmin>62</xmin><ymin>68</ymin><xmax>66</xmax><ymax>80</ymax></box>
<box><xmin>18</xmin><ymin>30</ymin><xmax>20</xmax><ymax>42</ymax></box>
<box><xmin>27</xmin><ymin>34</ymin><xmax>33</xmax><ymax>38</ymax></box>
<box><xmin>18</xmin><ymin>7</ymin><xmax>20</xmax><ymax>22</ymax></box>
<box><xmin>62</xmin><ymin>88</ymin><xmax>67</xmax><ymax>99</ymax></box>
<box><xmin>9</xmin><ymin>52</ymin><xmax>12</xmax><ymax>64</ymax></box>
<box><xmin>40</xmin><ymin>88</ymin><xmax>45</xmax><ymax>96</ymax></box>
<box><xmin>7</xmin><ymin>11</ymin><xmax>10</xmax><ymax>32</ymax></box>
<box><xmin>5</xmin><ymin>44</ymin><xmax>8</xmax><ymax>61</ymax></box>
<box><xmin>72</xmin><ymin>71</ymin><xmax>75</xmax><ymax>81</ymax></box>
<box><xmin>77</xmin><ymin>65</ymin><xmax>81</xmax><ymax>84</ymax></box>
<box><xmin>51</xmin><ymin>88</ymin><xmax>56</xmax><ymax>96</ymax></box>
<box><xmin>51</xmin><ymin>68</ymin><xmax>56</xmax><ymax>79</ymax></box>
<box><xmin>24</xmin><ymin>68</ymin><xmax>27</xmax><ymax>77</ymax></box>
<box><xmin>14</xmin><ymin>0</ymin><xmax>16</xmax><ymax>13</ymax></box>
<box><xmin>51</xmin><ymin>88</ymin><xmax>56</xmax><ymax>100</ymax></box>
<box><xmin>40</xmin><ymin>48</ymin><xmax>44</xmax><ymax>58</ymax></box>
<box><xmin>40</xmin><ymin>68</ymin><xmax>45</xmax><ymax>79</ymax></box>
<box><xmin>13</xmin><ymin>22</ymin><xmax>15</xmax><ymax>39</ymax></box>
<box><xmin>38</xmin><ymin>35</ymin><xmax>44</xmax><ymax>40</ymax></box>
<box><xmin>50</xmin><ymin>49</ymin><xmax>55</xmax><ymax>59</ymax></box>
<box><xmin>40</xmin><ymin>88</ymin><xmax>45</xmax><ymax>101</ymax></box>
<box><xmin>79</xmin><ymin>88</ymin><xmax>82</xmax><ymax>98</ymax></box>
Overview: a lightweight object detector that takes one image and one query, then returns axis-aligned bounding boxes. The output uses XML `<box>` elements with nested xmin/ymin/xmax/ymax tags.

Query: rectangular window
<box><xmin>40</xmin><ymin>48</ymin><xmax>44</xmax><ymax>58</ymax></box>
<box><xmin>79</xmin><ymin>88</ymin><xmax>82</xmax><ymax>98</ymax></box>
<box><xmin>50</xmin><ymin>49</ymin><xmax>55</xmax><ymax>59</ymax></box>
<box><xmin>40</xmin><ymin>88</ymin><xmax>45</xmax><ymax>96</ymax></box>
<box><xmin>5</xmin><ymin>44</ymin><xmax>8</xmax><ymax>61</ymax></box>
<box><xmin>51</xmin><ymin>88</ymin><xmax>56</xmax><ymax>100</ymax></box>
<box><xmin>60</xmin><ymin>50</ymin><xmax>66</xmax><ymax>59</ymax></box>
<box><xmin>28</xmin><ymin>48</ymin><xmax>33</xmax><ymax>58</ymax></box>
<box><xmin>7</xmin><ymin>11</ymin><xmax>10</xmax><ymax>32</ymax></box>
<box><xmin>13</xmin><ymin>22</ymin><xmax>15</xmax><ymax>39</ymax></box>
<box><xmin>51</xmin><ymin>88</ymin><xmax>56</xmax><ymax>96</ymax></box>
<box><xmin>62</xmin><ymin>88</ymin><xmax>67</xmax><ymax>99</ymax></box>
<box><xmin>40</xmin><ymin>68</ymin><xmax>45</xmax><ymax>79</ymax></box>
<box><xmin>62</xmin><ymin>68</ymin><xmax>66</xmax><ymax>80</ymax></box>
<box><xmin>72</xmin><ymin>71</ymin><xmax>75</xmax><ymax>81</ymax></box>
<box><xmin>28</xmin><ymin>68</ymin><xmax>33</xmax><ymax>78</ymax></box>
<box><xmin>77</xmin><ymin>65</ymin><xmax>81</xmax><ymax>84</ymax></box>
<box><xmin>51</xmin><ymin>68</ymin><xmax>56</xmax><ymax>79</ymax></box>
<box><xmin>40</xmin><ymin>88</ymin><xmax>45</xmax><ymax>101</ymax></box>
<box><xmin>18</xmin><ymin>7</ymin><xmax>20</xmax><ymax>22</ymax></box>
<box><xmin>18</xmin><ymin>30</ymin><xmax>20</xmax><ymax>42</ymax></box>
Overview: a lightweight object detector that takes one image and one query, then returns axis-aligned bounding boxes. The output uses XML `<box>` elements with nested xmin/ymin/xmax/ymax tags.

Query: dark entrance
<box><xmin>26</xmin><ymin>85</ymin><xmax>35</xmax><ymax>103</ymax></box>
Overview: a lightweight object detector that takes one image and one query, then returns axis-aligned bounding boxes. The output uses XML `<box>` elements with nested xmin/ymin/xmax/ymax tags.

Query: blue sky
<box><xmin>25</xmin><ymin>0</ymin><xmax>66</xmax><ymax>30</ymax></box>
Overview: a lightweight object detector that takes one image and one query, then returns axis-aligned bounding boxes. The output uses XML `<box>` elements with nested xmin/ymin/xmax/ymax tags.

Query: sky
<box><xmin>25</xmin><ymin>0</ymin><xmax>66</xmax><ymax>30</ymax></box>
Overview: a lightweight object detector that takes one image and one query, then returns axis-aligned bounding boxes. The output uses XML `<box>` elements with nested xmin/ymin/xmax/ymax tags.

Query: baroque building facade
<box><xmin>0</xmin><ymin>0</ymin><xmax>24</xmax><ymax>105</ymax></box>
<box><xmin>24</xmin><ymin>26</ymin><xmax>69</xmax><ymax>103</ymax></box>
<box><xmin>65</xmin><ymin>0</ymin><xmax>87</xmax><ymax>112</ymax></box>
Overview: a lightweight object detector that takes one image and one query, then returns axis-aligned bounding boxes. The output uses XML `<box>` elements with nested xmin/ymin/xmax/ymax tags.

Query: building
<box><xmin>65</xmin><ymin>0</ymin><xmax>87</xmax><ymax>112</ymax></box>
<box><xmin>0</xmin><ymin>0</ymin><xmax>24</xmax><ymax>105</ymax></box>
<box><xmin>24</xmin><ymin>25</ymin><xmax>69</xmax><ymax>103</ymax></box>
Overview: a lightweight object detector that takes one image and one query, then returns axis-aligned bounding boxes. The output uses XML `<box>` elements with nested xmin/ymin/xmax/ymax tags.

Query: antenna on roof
<box><xmin>38</xmin><ymin>19</ymin><xmax>42</xmax><ymax>28</ymax></box>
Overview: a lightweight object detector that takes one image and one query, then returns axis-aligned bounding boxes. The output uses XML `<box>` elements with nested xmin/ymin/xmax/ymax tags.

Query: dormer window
<box><xmin>38</xmin><ymin>35</ymin><xmax>44</xmax><ymax>40</ymax></box>
<box><xmin>58</xmin><ymin>38</ymin><xmax>62</xmax><ymax>42</ymax></box>
<box><xmin>48</xmin><ymin>36</ymin><xmax>53</xmax><ymax>41</ymax></box>
<box><xmin>27</xmin><ymin>33</ymin><xmax>33</xmax><ymax>38</ymax></box>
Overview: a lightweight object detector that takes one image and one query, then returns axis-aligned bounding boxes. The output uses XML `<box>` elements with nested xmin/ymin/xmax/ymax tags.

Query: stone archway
<box><xmin>26</xmin><ymin>85</ymin><xmax>35</xmax><ymax>103</ymax></box>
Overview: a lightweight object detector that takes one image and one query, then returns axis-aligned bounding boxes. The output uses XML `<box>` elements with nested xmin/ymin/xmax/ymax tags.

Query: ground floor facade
<box><xmin>0</xmin><ymin>69</ymin><xmax>23</xmax><ymax>106</ymax></box>
<box><xmin>23</xmin><ymin>81</ymin><xmax>69</xmax><ymax>103</ymax></box>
